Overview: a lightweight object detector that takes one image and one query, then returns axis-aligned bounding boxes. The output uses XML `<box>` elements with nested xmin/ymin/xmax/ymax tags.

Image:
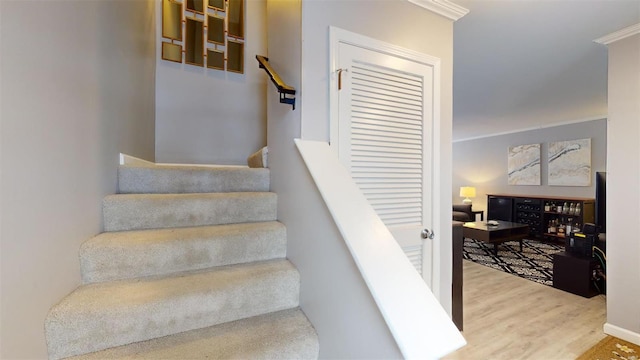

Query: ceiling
<box><xmin>452</xmin><ymin>0</ymin><xmax>640</xmax><ymax>141</ymax></box>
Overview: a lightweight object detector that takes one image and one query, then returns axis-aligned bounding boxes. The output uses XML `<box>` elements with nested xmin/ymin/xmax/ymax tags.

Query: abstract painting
<box><xmin>548</xmin><ymin>138</ymin><xmax>591</xmax><ymax>186</ymax></box>
<box><xmin>508</xmin><ymin>143</ymin><xmax>541</xmax><ymax>185</ymax></box>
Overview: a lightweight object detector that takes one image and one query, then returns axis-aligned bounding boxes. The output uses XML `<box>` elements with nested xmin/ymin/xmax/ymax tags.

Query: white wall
<box><xmin>452</xmin><ymin>119</ymin><xmax>607</xmax><ymax>213</ymax></box>
<box><xmin>154</xmin><ymin>0</ymin><xmax>267</xmax><ymax>165</ymax></box>
<box><xmin>0</xmin><ymin>1</ymin><xmax>156</xmax><ymax>358</ymax></box>
<box><xmin>266</xmin><ymin>0</ymin><xmax>456</xmax><ymax>357</ymax></box>
<box><xmin>605</xmin><ymin>33</ymin><xmax>640</xmax><ymax>343</ymax></box>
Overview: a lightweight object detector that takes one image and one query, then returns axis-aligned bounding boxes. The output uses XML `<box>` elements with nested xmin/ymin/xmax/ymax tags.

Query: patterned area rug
<box><xmin>463</xmin><ymin>238</ymin><xmax>564</xmax><ymax>286</ymax></box>
<box><xmin>577</xmin><ymin>335</ymin><xmax>640</xmax><ymax>360</ymax></box>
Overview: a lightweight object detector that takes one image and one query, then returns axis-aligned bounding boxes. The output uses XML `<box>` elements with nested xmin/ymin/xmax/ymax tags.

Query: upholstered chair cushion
<box><xmin>452</xmin><ymin>204</ymin><xmax>473</xmax><ymax>222</ymax></box>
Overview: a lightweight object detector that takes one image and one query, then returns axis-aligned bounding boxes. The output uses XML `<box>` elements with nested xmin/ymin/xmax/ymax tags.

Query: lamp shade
<box><xmin>459</xmin><ymin>186</ymin><xmax>476</xmax><ymax>198</ymax></box>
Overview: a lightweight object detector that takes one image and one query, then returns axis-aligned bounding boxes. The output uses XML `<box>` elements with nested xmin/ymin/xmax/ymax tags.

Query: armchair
<box><xmin>452</xmin><ymin>204</ymin><xmax>473</xmax><ymax>222</ymax></box>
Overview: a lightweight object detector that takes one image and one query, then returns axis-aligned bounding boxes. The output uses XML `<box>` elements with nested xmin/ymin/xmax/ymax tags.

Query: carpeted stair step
<box><xmin>68</xmin><ymin>308</ymin><xmax>319</xmax><ymax>359</ymax></box>
<box><xmin>45</xmin><ymin>259</ymin><xmax>300</xmax><ymax>360</ymax></box>
<box><xmin>80</xmin><ymin>221</ymin><xmax>287</xmax><ymax>283</ymax></box>
<box><xmin>118</xmin><ymin>165</ymin><xmax>270</xmax><ymax>194</ymax></box>
<box><xmin>103</xmin><ymin>192</ymin><xmax>277</xmax><ymax>232</ymax></box>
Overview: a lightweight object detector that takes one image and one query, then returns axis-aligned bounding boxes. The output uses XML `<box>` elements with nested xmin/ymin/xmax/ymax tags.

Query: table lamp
<box><xmin>460</xmin><ymin>186</ymin><xmax>476</xmax><ymax>205</ymax></box>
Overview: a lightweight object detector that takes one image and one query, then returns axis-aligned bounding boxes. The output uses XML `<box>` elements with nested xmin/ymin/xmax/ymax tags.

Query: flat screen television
<box><xmin>595</xmin><ymin>172</ymin><xmax>606</xmax><ymax>233</ymax></box>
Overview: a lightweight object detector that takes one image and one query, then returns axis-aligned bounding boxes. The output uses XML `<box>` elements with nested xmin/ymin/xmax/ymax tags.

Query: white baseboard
<box><xmin>604</xmin><ymin>323</ymin><xmax>640</xmax><ymax>345</ymax></box>
<box><xmin>119</xmin><ymin>154</ymin><xmax>246</xmax><ymax>168</ymax></box>
<box><xmin>158</xmin><ymin>162</ymin><xmax>246</xmax><ymax>168</ymax></box>
<box><xmin>119</xmin><ymin>153</ymin><xmax>154</xmax><ymax>166</ymax></box>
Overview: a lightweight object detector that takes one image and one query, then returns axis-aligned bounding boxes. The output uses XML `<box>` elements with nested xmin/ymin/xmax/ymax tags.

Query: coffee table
<box><xmin>463</xmin><ymin>221</ymin><xmax>529</xmax><ymax>255</ymax></box>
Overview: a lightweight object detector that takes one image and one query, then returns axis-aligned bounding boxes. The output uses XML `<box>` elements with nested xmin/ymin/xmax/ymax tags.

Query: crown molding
<box><xmin>594</xmin><ymin>23</ymin><xmax>640</xmax><ymax>45</ymax></box>
<box><xmin>453</xmin><ymin>116</ymin><xmax>607</xmax><ymax>143</ymax></box>
<box><xmin>407</xmin><ymin>0</ymin><xmax>469</xmax><ymax>21</ymax></box>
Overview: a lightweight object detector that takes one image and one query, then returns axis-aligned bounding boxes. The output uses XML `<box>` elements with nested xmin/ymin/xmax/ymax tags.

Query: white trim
<box><xmin>604</xmin><ymin>323</ymin><xmax>640</xmax><ymax>346</ymax></box>
<box><xmin>118</xmin><ymin>153</ymin><xmax>246</xmax><ymax>168</ymax></box>
<box><xmin>594</xmin><ymin>23</ymin><xmax>640</xmax><ymax>45</ymax></box>
<box><xmin>158</xmin><ymin>163</ymin><xmax>247</xmax><ymax>168</ymax></box>
<box><xmin>119</xmin><ymin>153</ymin><xmax>154</xmax><ymax>166</ymax></box>
<box><xmin>330</xmin><ymin>26</ymin><xmax>442</xmax><ymax>154</ymax></box>
<box><xmin>295</xmin><ymin>139</ymin><xmax>466</xmax><ymax>359</ymax></box>
<box><xmin>453</xmin><ymin>115</ymin><xmax>607</xmax><ymax>143</ymax></box>
<box><xmin>330</xmin><ymin>27</ymin><xmax>443</xmax><ymax>69</ymax></box>
<box><xmin>430</xmin><ymin>53</ymin><xmax>443</xmax><ymax>301</ymax></box>
<box><xmin>329</xmin><ymin>26</ymin><xmax>446</xmax><ymax>301</ymax></box>
<box><xmin>407</xmin><ymin>0</ymin><xmax>469</xmax><ymax>21</ymax></box>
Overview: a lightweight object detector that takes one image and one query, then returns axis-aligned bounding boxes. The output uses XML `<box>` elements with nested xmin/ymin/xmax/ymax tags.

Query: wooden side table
<box><xmin>471</xmin><ymin>210</ymin><xmax>484</xmax><ymax>221</ymax></box>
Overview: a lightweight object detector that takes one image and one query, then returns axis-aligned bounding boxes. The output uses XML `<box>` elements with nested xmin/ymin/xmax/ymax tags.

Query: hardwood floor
<box><xmin>444</xmin><ymin>260</ymin><xmax>606</xmax><ymax>360</ymax></box>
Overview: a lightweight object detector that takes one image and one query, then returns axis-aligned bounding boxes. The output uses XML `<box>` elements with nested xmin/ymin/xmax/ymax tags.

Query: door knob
<box><xmin>421</xmin><ymin>228</ymin><xmax>434</xmax><ymax>239</ymax></box>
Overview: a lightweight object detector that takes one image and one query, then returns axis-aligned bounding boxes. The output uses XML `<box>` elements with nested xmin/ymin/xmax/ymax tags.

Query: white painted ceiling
<box><xmin>452</xmin><ymin>0</ymin><xmax>640</xmax><ymax>141</ymax></box>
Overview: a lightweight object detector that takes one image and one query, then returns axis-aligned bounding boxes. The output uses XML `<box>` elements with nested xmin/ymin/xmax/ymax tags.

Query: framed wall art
<box><xmin>508</xmin><ymin>143</ymin><xmax>541</xmax><ymax>185</ymax></box>
<box><xmin>548</xmin><ymin>138</ymin><xmax>591</xmax><ymax>186</ymax></box>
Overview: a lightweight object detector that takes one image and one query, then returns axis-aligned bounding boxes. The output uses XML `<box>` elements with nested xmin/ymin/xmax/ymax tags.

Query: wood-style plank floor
<box><xmin>443</xmin><ymin>260</ymin><xmax>606</xmax><ymax>360</ymax></box>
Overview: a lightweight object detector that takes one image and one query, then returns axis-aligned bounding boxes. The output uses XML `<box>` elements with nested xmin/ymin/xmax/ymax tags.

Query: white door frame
<box><xmin>328</xmin><ymin>26</ymin><xmax>445</xmax><ymax>302</ymax></box>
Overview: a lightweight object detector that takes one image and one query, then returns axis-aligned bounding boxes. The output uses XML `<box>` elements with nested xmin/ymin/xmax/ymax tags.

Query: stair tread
<box><xmin>46</xmin><ymin>260</ymin><xmax>300</xmax><ymax>359</ymax></box>
<box><xmin>70</xmin><ymin>308</ymin><xmax>318</xmax><ymax>359</ymax></box>
<box><xmin>50</xmin><ymin>259</ymin><xmax>297</xmax><ymax>313</ymax></box>
<box><xmin>123</xmin><ymin>164</ymin><xmax>254</xmax><ymax>170</ymax></box>
<box><xmin>80</xmin><ymin>222</ymin><xmax>287</xmax><ymax>283</ymax></box>
<box><xmin>103</xmin><ymin>192</ymin><xmax>277</xmax><ymax>232</ymax></box>
<box><xmin>118</xmin><ymin>165</ymin><xmax>270</xmax><ymax>194</ymax></box>
<box><xmin>104</xmin><ymin>191</ymin><xmax>276</xmax><ymax>200</ymax></box>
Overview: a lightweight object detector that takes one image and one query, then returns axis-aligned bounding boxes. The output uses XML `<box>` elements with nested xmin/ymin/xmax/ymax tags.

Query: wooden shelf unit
<box><xmin>487</xmin><ymin>194</ymin><xmax>595</xmax><ymax>241</ymax></box>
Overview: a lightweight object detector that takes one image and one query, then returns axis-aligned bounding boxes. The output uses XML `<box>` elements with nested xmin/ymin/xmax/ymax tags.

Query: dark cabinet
<box><xmin>553</xmin><ymin>251</ymin><xmax>599</xmax><ymax>298</ymax></box>
<box><xmin>487</xmin><ymin>196</ymin><xmax>513</xmax><ymax>221</ymax></box>
<box><xmin>487</xmin><ymin>194</ymin><xmax>594</xmax><ymax>241</ymax></box>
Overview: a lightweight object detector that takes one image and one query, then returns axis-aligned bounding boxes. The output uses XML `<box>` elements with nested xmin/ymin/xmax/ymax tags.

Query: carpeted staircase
<box><xmin>45</xmin><ymin>163</ymin><xmax>319</xmax><ymax>359</ymax></box>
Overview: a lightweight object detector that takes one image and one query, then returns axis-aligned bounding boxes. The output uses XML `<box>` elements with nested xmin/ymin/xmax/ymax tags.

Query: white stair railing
<box><xmin>295</xmin><ymin>139</ymin><xmax>465</xmax><ymax>359</ymax></box>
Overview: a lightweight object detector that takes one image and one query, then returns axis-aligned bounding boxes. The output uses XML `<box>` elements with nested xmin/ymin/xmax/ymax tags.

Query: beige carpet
<box><xmin>577</xmin><ymin>335</ymin><xmax>640</xmax><ymax>360</ymax></box>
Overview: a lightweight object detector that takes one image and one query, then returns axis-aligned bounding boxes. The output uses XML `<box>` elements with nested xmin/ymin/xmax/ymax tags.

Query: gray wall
<box><xmin>452</xmin><ymin>119</ymin><xmax>607</xmax><ymax>213</ymax></box>
<box><xmin>605</xmin><ymin>33</ymin><xmax>640</xmax><ymax>342</ymax></box>
<box><xmin>300</xmin><ymin>0</ymin><xmax>456</xmax><ymax>315</ymax></box>
<box><xmin>154</xmin><ymin>0</ymin><xmax>267</xmax><ymax>165</ymax></box>
<box><xmin>0</xmin><ymin>1</ymin><xmax>156</xmax><ymax>358</ymax></box>
<box><xmin>267</xmin><ymin>0</ymin><xmax>455</xmax><ymax>357</ymax></box>
<box><xmin>266</xmin><ymin>1</ymin><xmax>400</xmax><ymax>357</ymax></box>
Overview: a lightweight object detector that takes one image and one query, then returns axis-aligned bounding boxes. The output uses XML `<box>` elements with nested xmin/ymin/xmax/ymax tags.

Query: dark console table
<box><xmin>487</xmin><ymin>194</ymin><xmax>594</xmax><ymax>241</ymax></box>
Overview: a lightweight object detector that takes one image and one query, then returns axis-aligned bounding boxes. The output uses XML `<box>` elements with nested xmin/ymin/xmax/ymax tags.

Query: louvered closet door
<box><xmin>337</xmin><ymin>42</ymin><xmax>434</xmax><ymax>285</ymax></box>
